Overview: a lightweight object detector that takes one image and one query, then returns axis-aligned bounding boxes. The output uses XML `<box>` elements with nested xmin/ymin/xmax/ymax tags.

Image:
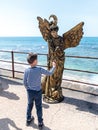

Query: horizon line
<box><xmin>0</xmin><ymin>36</ymin><xmax>97</xmax><ymax>38</ymax></box>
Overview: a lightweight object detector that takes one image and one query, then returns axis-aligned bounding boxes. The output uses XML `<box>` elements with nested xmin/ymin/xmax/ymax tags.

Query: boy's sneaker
<box><xmin>38</xmin><ymin>122</ymin><xmax>44</xmax><ymax>129</ymax></box>
<box><xmin>26</xmin><ymin>116</ymin><xmax>34</xmax><ymax>126</ymax></box>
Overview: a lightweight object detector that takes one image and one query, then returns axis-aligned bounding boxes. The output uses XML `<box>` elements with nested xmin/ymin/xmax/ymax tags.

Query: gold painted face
<box><xmin>51</xmin><ymin>31</ymin><xmax>58</xmax><ymax>38</ymax></box>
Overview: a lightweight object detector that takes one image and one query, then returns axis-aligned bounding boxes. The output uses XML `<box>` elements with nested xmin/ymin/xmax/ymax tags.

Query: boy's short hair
<box><xmin>27</xmin><ymin>53</ymin><xmax>37</xmax><ymax>64</ymax></box>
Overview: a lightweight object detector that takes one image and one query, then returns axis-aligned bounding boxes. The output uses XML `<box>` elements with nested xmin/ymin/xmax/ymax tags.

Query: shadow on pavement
<box><xmin>0</xmin><ymin>118</ymin><xmax>22</xmax><ymax>130</ymax></box>
<box><xmin>42</xmin><ymin>103</ymin><xmax>49</xmax><ymax>109</ymax></box>
<box><xmin>63</xmin><ymin>96</ymin><xmax>98</xmax><ymax>115</ymax></box>
<box><xmin>0</xmin><ymin>77</ymin><xmax>20</xmax><ymax>100</ymax></box>
<box><xmin>0</xmin><ymin>90</ymin><xmax>20</xmax><ymax>100</ymax></box>
<box><xmin>29</xmin><ymin>121</ymin><xmax>52</xmax><ymax>130</ymax></box>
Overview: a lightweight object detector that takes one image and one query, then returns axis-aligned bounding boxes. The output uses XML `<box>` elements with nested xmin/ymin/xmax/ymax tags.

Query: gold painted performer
<box><xmin>37</xmin><ymin>15</ymin><xmax>84</xmax><ymax>103</ymax></box>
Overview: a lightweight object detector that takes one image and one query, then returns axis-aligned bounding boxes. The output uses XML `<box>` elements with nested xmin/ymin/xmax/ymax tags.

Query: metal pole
<box><xmin>11</xmin><ymin>51</ymin><xmax>15</xmax><ymax>78</ymax></box>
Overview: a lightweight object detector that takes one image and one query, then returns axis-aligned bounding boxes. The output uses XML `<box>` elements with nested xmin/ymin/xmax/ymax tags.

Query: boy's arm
<box><xmin>41</xmin><ymin>67</ymin><xmax>55</xmax><ymax>76</ymax></box>
<box><xmin>41</xmin><ymin>62</ymin><xmax>56</xmax><ymax>76</ymax></box>
<box><xmin>23</xmin><ymin>70</ymin><xmax>28</xmax><ymax>89</ymax></box>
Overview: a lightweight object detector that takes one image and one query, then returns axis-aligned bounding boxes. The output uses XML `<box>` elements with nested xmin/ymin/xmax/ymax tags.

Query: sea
<box><xmin>0</xmin><ymin>37</ymin><xmax>98</xmax><ymax>84</ymax></box>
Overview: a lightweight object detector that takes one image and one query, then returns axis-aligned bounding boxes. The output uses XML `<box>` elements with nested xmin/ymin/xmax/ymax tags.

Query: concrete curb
<box><xmin>62</xmin><ymin>80</ymin><xmax>98</xmax><ymax>95</ymax></box>
<box><xmin>0</xmin><ymin>76</ymin><xmax>98</xmax><ymax>95</ymax></box>
<box><xmin>0</xmin><ymin>79</ymin><xmax>3</xmax><ymax>91</ymax></box>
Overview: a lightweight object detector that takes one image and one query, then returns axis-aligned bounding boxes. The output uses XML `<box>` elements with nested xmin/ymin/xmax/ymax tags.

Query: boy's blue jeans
<box><xmin>27</xmin><ymin>89</ymin><xmax>43</xmax><ymax>123</ymax></box>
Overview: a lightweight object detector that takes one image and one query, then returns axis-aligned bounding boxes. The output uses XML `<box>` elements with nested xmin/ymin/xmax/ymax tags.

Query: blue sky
<box><xmin>0</xmin><ymin>0</ymin><xmax>98</xmax><ymax>36</ymax></box>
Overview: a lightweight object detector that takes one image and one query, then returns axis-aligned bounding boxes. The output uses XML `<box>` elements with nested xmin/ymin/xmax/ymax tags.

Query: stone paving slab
<box><xmin>0</xmin><ymin>77</ymin><xmax>98</xmax><ymax>130</ymax></box>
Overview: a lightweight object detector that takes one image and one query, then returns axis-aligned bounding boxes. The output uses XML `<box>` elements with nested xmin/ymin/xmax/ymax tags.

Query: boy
<box><xmin>23</xmin><ymin>53</ymin><xmax>56</xmax><ymax>128</ymax></box>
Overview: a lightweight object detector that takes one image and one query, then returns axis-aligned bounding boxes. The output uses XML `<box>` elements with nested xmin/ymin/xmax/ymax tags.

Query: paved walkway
<box><xmin>0</xmin><ymin>77</ymin><xmax>98</xmax><ymax>130</ymax></box>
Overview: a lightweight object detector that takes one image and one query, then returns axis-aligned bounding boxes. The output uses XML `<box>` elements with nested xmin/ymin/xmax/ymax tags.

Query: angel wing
<box><xmin>63</xmin><ymin>22</ymin><xmax>84</xmax><ymax>49</ymax></box>
<box><xmin>37</xmin><ymin>17</ymin><xmax>51</xmax><ymax>41</ymax></box>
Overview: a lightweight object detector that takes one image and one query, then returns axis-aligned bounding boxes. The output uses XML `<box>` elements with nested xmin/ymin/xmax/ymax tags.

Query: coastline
<box><xmin>0</xmin><ymin>36</ymin><xmax>98</xmax><ymax>86</ymax></box>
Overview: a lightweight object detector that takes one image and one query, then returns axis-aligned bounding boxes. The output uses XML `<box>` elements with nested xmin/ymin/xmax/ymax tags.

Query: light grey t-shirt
<box><xmin>23</xmin><ymin>66</ymin><xmax>55</xmax><ymax>91</ymax></box>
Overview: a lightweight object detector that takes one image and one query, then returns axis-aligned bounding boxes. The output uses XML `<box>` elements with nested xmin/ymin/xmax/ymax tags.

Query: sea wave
<box><xmin>0</xmin><ymin>37</ymin><xmax>98</xmax><ymax>81</ymax></box>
